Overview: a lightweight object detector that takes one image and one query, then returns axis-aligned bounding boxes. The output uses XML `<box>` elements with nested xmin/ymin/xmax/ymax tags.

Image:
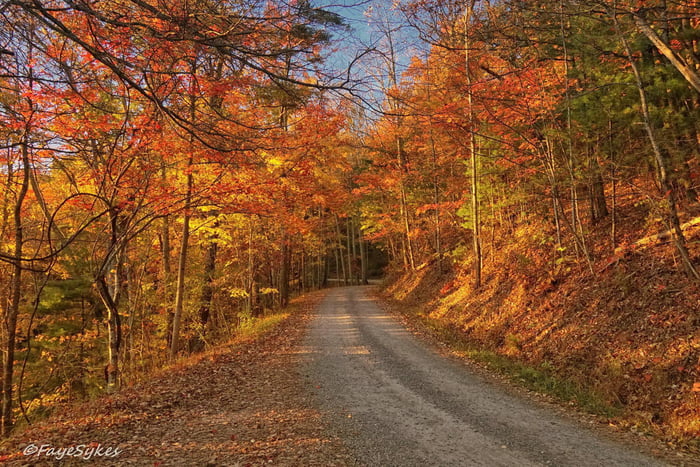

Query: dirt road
<box><xmin>303</xmin><ymin>286</ymin><xmax>665</xmax><ymax>466</ymax></box>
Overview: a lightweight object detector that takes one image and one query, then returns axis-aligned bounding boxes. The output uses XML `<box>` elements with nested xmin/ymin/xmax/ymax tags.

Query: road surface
<box><xmin>302</xmin><ymin>286</ymin><xmax>665</xmax><ymax>466</ymax></box>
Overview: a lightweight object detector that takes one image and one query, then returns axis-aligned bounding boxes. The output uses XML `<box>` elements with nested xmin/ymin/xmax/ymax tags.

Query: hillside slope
<box><xmin>382</xmin><ymin>220</ymin><xmax>700</xmax><ymax>448</ymax></box>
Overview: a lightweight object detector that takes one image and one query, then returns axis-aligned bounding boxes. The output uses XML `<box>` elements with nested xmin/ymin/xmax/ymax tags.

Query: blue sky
<box><xmin>316</xmin><ymin>0</ymin><xmax>424</xmax><ymax>111</ymax></box>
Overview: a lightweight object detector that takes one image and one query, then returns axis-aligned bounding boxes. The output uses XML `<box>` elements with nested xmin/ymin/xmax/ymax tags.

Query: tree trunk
<box><xmin>469</xmin><ymin>130</ymin><xmax>482</xmax><ymax>288</ymax></box>
<box><xmin>247</xmin><ymin>218</ymin><xmax>255</xmax><ymax>313</ymax></box>
<box><xmin>95</xmin><ymin>275</ymin><xmax>121</xmax><ymax>390</ymax></box>
<box><xmin>465</xmin><ymin>1</ymin><xmax>482</xmax><ymax>288</ymax></box>
<box><xmin>169</xmin><ymin>155</ymin><xmax>192</xmax><ymax>358</ymax></box>
<box><xmin>589</xmin><ymin>155</ymin><xmax>609</xmax><ymax>224</ymax></box>
<box><xmin>29</xmin><ymin>164</ymin><xmax>66</xmax><ymax>243</ymax></box>
<box><xmin>388</xmin><ymin>236</ymin><xmax>397</xmax><ymax>265</ymax></box>
<box><xmin>1</xmin><ymin>135</ymin><xmax>30</xmax><ymax>436</ymax></box>
<box><xmin>334</xmin><ymin>214</ymin><xmax>347</xmax><ymax>285</ymax></box>
<box><xmin>300</xmin><ymin>249</ymin><xmax>306</xmax><ymax>292</ymax></box>
<box><xmin>426</xmin><ymin>60</ymin><xmax>443</xmax><ymax>272</ymax></box>
<box><xmin>198</xmin><ymin>238</ymin><xmax>218</xmax><ymax>331</ymax></box>
<box><xmin>609</xmin><ymin>120</ymin><xmax>618</xmax><ymax>250</ymax></box>
<box><xmin>170</xmin><ymin>54</ymin><xmax>198</xmax><ymax>356</ymax></box>
<box><xmin>632</xmin><ymin>12</ymin><xmax>700</xmax><ymax>94</ymax></box>
<box><xmin>334</xmin><ymin>247</ymin><xmax>341</xmax><ymax>285</ymax></box>
<box><xmin>346</xmin><ymin>218</ymin><xmax>353</xmax><ymax>284</ymax></box>
<box><xmin>160</xmin><ymin>165</ymin><xmax>173</xmax><ymax>346</ymax></box>
<box><xmin>398</xmin><ymin>167</ymin><xmax>416</xmax><ymax>271</ymax></box>
<box><xmin>559</xmin><ymin>0</ymin><xmax>593</xmax><ymax>269</ymax></box>
<box><xmin>613</xmin><ymin>7</ymin><xmax>699</xmax><ymax>280</ymax></box>
<box><xmin>543</xmin><ymin>139</ymin><xmax>563</xmax><ymax>255</ymax></box>
<box><xmin>280</xmin><ymin>235</ymin><xmax>290</xmax><ymax>308</ymax></box>
<box><xmin>359</xmin><ymin>221</ymin><xmax>368</xmax><ymax>285</ymax></box>
<box><xmin>350</xmin><ymin>217</ymin><xmax>358</xmax><ymax>284</ymax></box>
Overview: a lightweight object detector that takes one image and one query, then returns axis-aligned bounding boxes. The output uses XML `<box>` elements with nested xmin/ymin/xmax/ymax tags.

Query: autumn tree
<box><xmin>0</xmin><ymin>0</ymin><xmax>353</xmax><ymax>435</ymax></box>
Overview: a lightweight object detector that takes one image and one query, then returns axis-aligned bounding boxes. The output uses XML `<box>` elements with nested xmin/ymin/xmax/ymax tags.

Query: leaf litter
<box><xmin>1</xmin><ymin>291</ymin><xmax>353</xmax><ymax>466</ymax></box>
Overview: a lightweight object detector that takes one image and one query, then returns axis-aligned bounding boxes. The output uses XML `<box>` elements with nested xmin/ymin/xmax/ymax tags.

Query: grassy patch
<box><xmin>237</xmin><ymin>312</ymin><xmax>290</xmax><ymax>340</ymax></box>
<box><xmin>462</xmin><ymin>349</ymin><xmax>619</xmax><ymax>417</ymax></box>
<box><xmin>414</xmin><ymin>310</ymin><xmax>620</xmax><ymax>418</ymax></box>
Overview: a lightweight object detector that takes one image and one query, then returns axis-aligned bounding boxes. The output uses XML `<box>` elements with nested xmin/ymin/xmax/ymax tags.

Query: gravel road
<box><xmin>303</xmin><ymin>286</ymin><xmax>666</xmax><ymax>466</ymax></box>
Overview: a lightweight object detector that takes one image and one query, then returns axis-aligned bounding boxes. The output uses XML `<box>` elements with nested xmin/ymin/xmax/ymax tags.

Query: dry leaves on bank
<box><xmin>1</xmin><ymin>291</ymin><xmax>353</xmax><ymax>466</ymax></box>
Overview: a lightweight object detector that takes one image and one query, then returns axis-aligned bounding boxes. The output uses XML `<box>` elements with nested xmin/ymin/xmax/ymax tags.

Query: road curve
<box><xmin>302</xmin><ymin>286</ymin><xmax>665</xmax><ymax>467</ymax></box>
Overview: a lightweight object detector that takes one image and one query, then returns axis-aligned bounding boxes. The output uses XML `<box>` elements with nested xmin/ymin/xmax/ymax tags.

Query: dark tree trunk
<box><xmin>280</xmin><ymin>235</ymin><xmax>290</xmax><ymax>308</ymax></box>
<box><xmin>95</xmin><ymin>275</ymin><xmax>122</xmax><ymax>390</ymax></box>
<box><xmin>198</xmin><ymin>240</ymin><xmax>218</xmax><ymax>330</ymax></box>
<box><xmin>2</xmin><ymin>135</ymin><xmax>30</xmax><ymax>436</ymax></box>
<box><xmin>590</xmin><ymin>169</ymin><xmax>609</xmax><ymax>223</ymax></box>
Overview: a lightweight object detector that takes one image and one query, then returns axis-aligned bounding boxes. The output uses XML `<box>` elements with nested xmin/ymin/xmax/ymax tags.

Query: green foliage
<box><xmin>38</xmin><ymin>279</ymin><xmax>93</xmax><ymax>315</ymax></box>
<box><xmin>237</xmin><ymin>312</ymin><xmax>289</xmax><ymax>339</ymax></box>
<box><xmin>447</xmin><ymin>244</ymin><xmax>470</xmax><ymax>262</ymax></box>
<box><xmin>465</xmin><ymin>349</ymin><xmax>620</xmax><ymax>418</ymax></box>
<box><xmin>456</xmin><ymin>204</ymin><xmax>475</xmax><ymax>231</ymax></box>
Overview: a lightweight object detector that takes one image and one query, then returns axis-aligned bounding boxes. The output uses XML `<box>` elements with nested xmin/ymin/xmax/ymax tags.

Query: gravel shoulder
<box><xmin>302</xmin><ymin>285</ymin><xmax>674</xmax><ymax>467</ymax></box>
